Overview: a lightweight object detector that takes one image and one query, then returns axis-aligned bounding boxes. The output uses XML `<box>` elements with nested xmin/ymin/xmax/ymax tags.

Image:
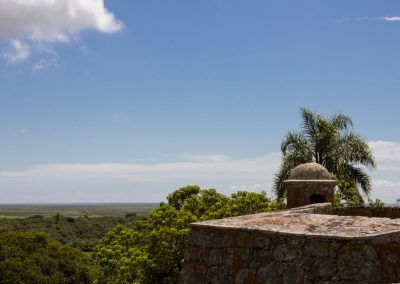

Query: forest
<box><xmin>0</xmin><ymin>186</ymin><xmax>285</xmax><ymax>283</ymax></box>
<box><xmin>1</xmin><ymin>185</ymin><xmax>383</xmax><ymax>283</ymax></box>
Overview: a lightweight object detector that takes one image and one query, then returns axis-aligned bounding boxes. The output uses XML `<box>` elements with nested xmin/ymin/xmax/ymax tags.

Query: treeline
<box><xmin>0</xmin><ymin>213</ymin><xmax>143</xmax><ymax>252</ymax></box>
<box><xmin>0</xmin><ymin>186</ymin><xmax>283</xmax><ymax>283</ymax></box>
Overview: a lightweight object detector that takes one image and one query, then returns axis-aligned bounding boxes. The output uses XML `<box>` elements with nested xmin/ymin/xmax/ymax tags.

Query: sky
<box><xmin>1</xmin><ymin>0</ymin><xmax>400</xmax><ymax>203</ymax></box>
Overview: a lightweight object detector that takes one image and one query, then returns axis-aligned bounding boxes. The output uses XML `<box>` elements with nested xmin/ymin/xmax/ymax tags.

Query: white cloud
<box><xmin>379</xmin><ymin>16</ymin><xmax>400</xmax><ymax>22</ymax></box>
<box><xmin>230</xmin><ymin>183</ymin><xmax>274</xmax><ymax>195</ymax></box>
<box><xmin>369</xmin><ymin>140</ymin><xmax>400</xmax><ymax>162</ymax></box>
<box><xmin>368</xmin><ymin>140</ymin><xmax>400</xmax><ymax>171</ymax></box>
<box><xmin>370</xmin><ymin>179</ymin><xmax>400</xmax><ymax>204</ymax></box>
<box><xmin>334</xmin><ymin>17</ymin><xmax>368</xmax><ymax>23</ymax></box>
<box><xmin>0</xmin><ymin>0</ymin><xmax>122</xmax><ymax>63</ymax></box>
<box><xmin>365</xmin><ymin>141</ymin><xmax>400</xmax><ymax>203</ymax></box>
<box><xmin>0</xmin><ymin>153</ymin><xmax>281</xmax><ymax>203</ymax></box>
<box><xmin>3</xmin><ymin>40</ymin><xmax>30</xmax><ymax>63</ymax></box>
<box><xmin>1</xmin><ymin>141</ymin><xmax>400</xmax><ymax>203</ymax></box>
<box><xmin>335</xmin><ymin>16</ymin><xmax>400</xmax><ymax>24</ymax></box>
<box><xmin>181</xmin><ymin>154</ymin><xmax>231</xmax><ymax>163</ymax></box>
<box><xmin>32</xmin><ymin>57</ymin><xmax>58</xmax><ymax>71</ymax></box>
<box><xmin>373</xmin><ymin>179</ymin><xmax>400</xmax><ymax>189</ymax></box>
<box><xmin>0</xmin><ymin>153</ymin><xmax>281</xmax><ymax>181</ymax></box>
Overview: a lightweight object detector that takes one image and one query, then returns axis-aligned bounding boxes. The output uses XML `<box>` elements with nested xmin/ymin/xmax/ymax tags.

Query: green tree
<box><xmin>166</xmin><ymin>185</ymin><xmax>201</xmax><ymax>210</ymax></box>
<box><xmin>95</xmin><ymin>186</ymin><xmax>281</xmax><ymax>283</ymax></box>
<box><xmin>0</xmin><ymin>231</ymin><xmax>98</xmax><ymax>284</ymax></box>
<box><xmin>334</xmin><ymin>179</ymin><xmax>365</xmax><ymax>207</ymax></box>
<box><xmin>274</xmin><ymin>107</ymin><xmax>376</xmax><ymax>200</ymax></box>
<box><xmin>228</xmin><ymin>190</ymin><xmax>285</xmax><ymax>216</ymax></box>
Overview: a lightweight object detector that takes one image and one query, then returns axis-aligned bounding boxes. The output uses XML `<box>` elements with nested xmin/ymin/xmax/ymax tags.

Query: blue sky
<box><xmin>1</xmin><ymin>0</ymin><xmax>400</xmax><ymax>203</ymax></box>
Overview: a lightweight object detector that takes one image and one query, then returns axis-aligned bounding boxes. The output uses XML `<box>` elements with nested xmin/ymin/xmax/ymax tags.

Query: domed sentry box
<box><xmin>284</xmin><ymin>162</ymin><xmax>337</xmax><ymax>209</ymax></box>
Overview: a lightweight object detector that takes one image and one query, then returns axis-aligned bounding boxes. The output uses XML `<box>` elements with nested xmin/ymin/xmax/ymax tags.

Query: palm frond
<box><xmin>339</xmin><ymin>164</ymin><xmax>372</xmax><ymax>196</ymax></box>
<box><xmin>300</xmin><ymin>107</ymin><xmax>318</xmax><ymax>139</ymax></box>
<box><xmin>338</xmin><ymin>132</ymin><xmax>376</xmax><ymax>168</ymax></box>
<box><xmin>281</xmin><ymin>132</ymin><xmax>310</xmax><ymax>157</ymax></box>
<box><xmin>330</xmin><ymin>113</ymin><xmax>353</xmax><ymax>131</ymax></box>
<box><xmin>273</xmin><ymin>152</ymin><xmax>309</xmax><ymax>198</ymax></box>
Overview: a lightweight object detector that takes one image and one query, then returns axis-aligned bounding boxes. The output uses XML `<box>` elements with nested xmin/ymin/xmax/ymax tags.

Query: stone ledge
<box><xmin>191</xmin><ymin>203</ymin><xmax>400</xmax><ymax>240</ymax></box>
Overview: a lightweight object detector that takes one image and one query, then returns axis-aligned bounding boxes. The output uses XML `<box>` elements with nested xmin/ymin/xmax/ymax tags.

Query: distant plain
<box><xmin>0</xmin><ymin>203</ymin><xmax>159</xmax><ymax>218</ymax></box>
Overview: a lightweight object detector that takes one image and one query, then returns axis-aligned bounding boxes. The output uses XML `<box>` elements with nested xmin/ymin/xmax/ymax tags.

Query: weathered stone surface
<box><xmin>180</xmin><ymin>204</ymin><xmax>400</xmax><ymax>283</ymax></box>
<box><xmin>205</xmin><ymin>265</ymin><xmax>230</xmax><ymax>283</ymax></box>
<box><xmin>284</xmin><ymin>163</ymin><xmax>337</xmax><ymax>208</ymax></box>
<box><xmin>235</xmin><ymin>268</ymin><xmax>255</xmax><ymax>284</ymax></box>
<box><xmin>288</xmin><ymin>162</ymin><xmax>333</xmax><ymax>180</ymax></box>
<box><xmin>191</xmin><ymin>203</ymin><xmax>400</xmax><ymax>238</ymax></box>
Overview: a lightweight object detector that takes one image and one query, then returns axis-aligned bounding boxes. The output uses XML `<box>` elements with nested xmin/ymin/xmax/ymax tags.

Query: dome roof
<box><xmin>288</xmin><ymin>162</ymin><xmax>332</xmax><ymax>180</ymax></box>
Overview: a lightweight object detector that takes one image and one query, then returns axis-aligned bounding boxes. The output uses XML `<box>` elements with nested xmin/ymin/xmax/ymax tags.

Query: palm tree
<box><xmin>274</xmin><ymin>107</ymin><xmax>376</xmax><ymax>199</ymax></box>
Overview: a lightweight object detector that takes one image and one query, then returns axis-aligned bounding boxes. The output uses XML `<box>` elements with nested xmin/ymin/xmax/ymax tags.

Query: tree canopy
<box><xmin>0</xmin><ymin>231</ymin><xmax>98</xmax><ymax>284</ymax></box>
<box><xmin>274</xmin><ymin>107</ymin><xmax>376</xmax><ymax>200</ymax></box>
<box><xmin>94</xmin><ymin>185</ymin><xmax>284</xmax><ymax>283</ymax></box>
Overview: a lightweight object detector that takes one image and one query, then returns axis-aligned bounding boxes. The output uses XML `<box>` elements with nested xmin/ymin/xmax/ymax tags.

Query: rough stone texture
<box><xmin>288</xmin><ymin>162</ymin><xmax>333</xmax><ymax>180</ymax></box>
<box><xmin>285</xmin><ymin>181</ymin><xmax>337</xmax><ymax>209</ymax></box>
<box><xmin>331</xmin><ymin>207</ymin><xmax>400</xmax><ymax>219</ymax></box>
<box><xmin>284</xmin><ymin>163</ymin><xmax>337</xmax><ymax>209</ymax></box>
<box><xmin>180</xmin><ymin>204</ymin><xmax>400</xmax><ymax>283</ymax></box>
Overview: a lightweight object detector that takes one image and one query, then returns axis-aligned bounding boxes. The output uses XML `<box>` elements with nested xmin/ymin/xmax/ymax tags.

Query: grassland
<box><xmin>0</xmin><ymin>203</ymin><xmax>159</xmax><ymax>218</ymax></box>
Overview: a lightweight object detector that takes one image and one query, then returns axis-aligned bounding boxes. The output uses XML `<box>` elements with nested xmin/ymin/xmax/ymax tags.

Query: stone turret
<box><xmin>284</xmin><ymin>162</ymin><xmax>337</xmax><ymax>209</ymax></box>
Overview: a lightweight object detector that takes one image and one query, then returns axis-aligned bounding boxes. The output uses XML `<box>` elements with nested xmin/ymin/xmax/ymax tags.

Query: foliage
<box><xmin>0</xmin><ymin>214</ymin><xmax>143</xmax><ymax>252</ymax></box>
<box><xmin>334</xmin><ymin>180</ymin><xmax>385</xmax><ymax>208</ymax></box>
<box><xmin>367</xmin><ymin>198</ymin><xmax>385</xmax><ymax>208</ymax></box>
<box><xmin>228</xmin><ymin>190</ymin><xmax>286</xmax><ymax>215</ymax></box>
<box><xmin>166</xmin><ymin>185</ymin><xmax>201</xmax><ymax>210</ymax></box>
<box><xmin>334</xmin><ymin>180</ymin><xmax>365</xmax><ymax>207</ymax></box>
<box><xmin>0</xmin><ymin>231</ymin><xmax>98</xmax><ymax>284</ymax></box>
<box><xmin>95</xmin><ymin>185</ymin><xmax>282</xmax><ymax>283</ymax></box>
<box><xmin>274</xmin><ymin>107</ymin><xmax>376</xmax><ymax>199</ymax></box>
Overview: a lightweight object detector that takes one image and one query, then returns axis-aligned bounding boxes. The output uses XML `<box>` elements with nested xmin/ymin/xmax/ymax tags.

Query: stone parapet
<box><xmin>180</xmin><ymin>204</ymin><xmax>400</xmax><ymax>283</ymax></box>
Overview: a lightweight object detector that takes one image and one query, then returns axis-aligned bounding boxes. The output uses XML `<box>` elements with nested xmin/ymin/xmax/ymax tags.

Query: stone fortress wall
<box><xmin>180</xmin><ymin>203</ymin><xmax>400</xmax><ymax>283</ymax></box>
<box><xmin>180</xmin><ymin>163</ymin><xmax>400</xmax><ymax>283</ymax></box>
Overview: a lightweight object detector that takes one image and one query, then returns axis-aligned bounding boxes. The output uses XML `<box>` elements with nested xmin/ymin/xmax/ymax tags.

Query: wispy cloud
<box><xmin>0</xmin><ymin>0</ymin><xmax>123</xmax><ymax>65</ymax></box>
<box><xmin>32</xmin><ymin>58</ymin><xmax>58</xmax><ymax>71</ymax></box>
<box><xmin>0</xmin><ymin>153</ymin><xmax>281</xmax><ymax>181</ymax></box>
<box><xmin>379</xmin><ymin>16</ymin><xmax>400</xmax><ymax>22</ymax></box>
<box><xmin>373</xmin><ymin>179</ymin><xmax>400</xmax><ymax>189</ymax></box>
<box><xmin>2</xmin><ymin>40</ymin><xmax>30</xmax><ymax>63</ymax></box>
<box><xmin>181</xmin><ymin>153</ymin><xmax>231</xmax><ymax>163</ymax></box>
<box><xmin>369</xmin><ymin>140</ymin><xmax>400</xmax><ymax>162</ymax></box>
<box><xmin>335</xmin><ymin>16</ymin><xmax>400</xmax><ymax>24</ymax></box>
<box><xmin>1</xmin><ymin>141</ymin><xmax>400</xmax><ymax>203</ymax></box>
<box><xmin>230</xmin><ymin>183</ymin><xmax>273</xmax><ymax>195</ymax></box>
<box><xmin>0</xmin><ymin>153</ymin><xmax>281</xmax><ymax>203</ymax></box>
<box><xmin>370</xmin><ymin>179</ymin><xmax>400</xmax><ymax>203</ymax></box>
<box><xmin>334</xmin><ymin>17</ymin><xmax>368</xmax><ymax>23</ymax></box>
<box><xmin>368</xmin><ymin>140</ymin><xmax>400</xmax><ymax>172</ymax></box>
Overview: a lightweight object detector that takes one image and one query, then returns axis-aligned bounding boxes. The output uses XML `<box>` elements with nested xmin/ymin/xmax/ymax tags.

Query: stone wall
<box><xmin>181</xmin><ymin>226</ymin><xmax>400</xmax><ymax>283</ymax></box>
<box><xmin>291</xmin><ymin>204</ymin><xmax>400</xmax><ymax>219</ymax></box>
<box><xmin>330</xmin><ymin>207</ymin><xmax>400</xmax><ymax>219</ymax></box>
<box><xmin>180</xmin><ymin>204</ymin><xmax>400</xmax><ymax>283</ymax></box>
